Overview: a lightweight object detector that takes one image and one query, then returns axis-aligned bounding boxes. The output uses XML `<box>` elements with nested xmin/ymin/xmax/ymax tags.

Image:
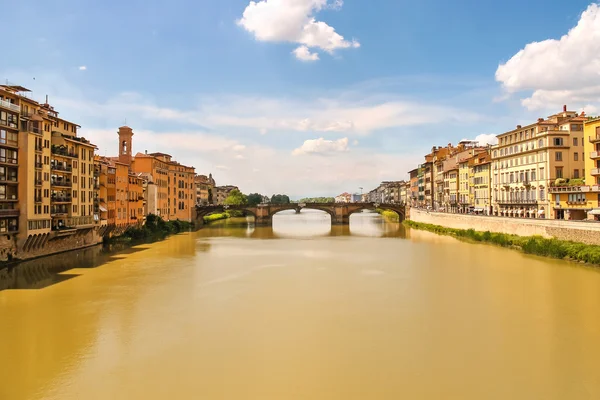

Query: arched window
<box><xmin>122</xmin><ymin>140</ymin><xmax>128</xmax><ymax>154</ymax></box>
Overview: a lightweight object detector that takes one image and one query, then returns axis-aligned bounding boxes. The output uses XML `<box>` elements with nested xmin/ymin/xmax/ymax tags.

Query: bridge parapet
<box><xmin>195</xmin><ymin>202</ymin><xmax>406</xmax><ymax>226</ymax></box>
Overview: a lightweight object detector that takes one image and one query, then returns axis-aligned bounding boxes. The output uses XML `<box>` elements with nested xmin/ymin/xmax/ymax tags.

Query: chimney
<box><xmin>563</xmin><ymin>105</ymin><xmax>567</xmax><ymax>112</ymax></box>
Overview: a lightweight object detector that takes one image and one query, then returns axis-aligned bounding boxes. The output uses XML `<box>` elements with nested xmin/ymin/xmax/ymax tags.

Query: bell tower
<box><xmin>118</xmin><ymin>126</ymin><xmax>134</xmax><ymax>165</ymax></box>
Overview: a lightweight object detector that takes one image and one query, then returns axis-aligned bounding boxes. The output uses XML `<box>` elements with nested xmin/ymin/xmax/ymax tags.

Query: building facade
<box><xmin>492</xmin><ymin>106</ymin><xmax>586</xmax><ymax>219</ymax></box>
<box><xmin>195</xmin><ymin>174</ymin><xmax>215</xmax><ymax>205</ymax></box>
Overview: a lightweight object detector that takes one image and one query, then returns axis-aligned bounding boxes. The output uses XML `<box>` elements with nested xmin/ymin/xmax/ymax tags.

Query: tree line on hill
<box><xmin>223</xmin><ymin>190</ymin><xmax>291</xmax><ymax>206</ymax></box>
<box><xmin>224</xmin><ymin>191</ymin><xmax>336</xmax><ymax>206</ymax></box>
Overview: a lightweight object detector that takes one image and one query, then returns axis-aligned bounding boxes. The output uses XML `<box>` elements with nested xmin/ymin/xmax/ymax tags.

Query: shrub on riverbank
<box><xmin>375</xmin><ymin>208</ymin><xmax>400</xmax><ymax>222</ymax></box>
<box><xmin>108</xmin><ymin>214</ymin><xmax>192</xmax><ymax>243</ymax></box>
<box><xmin>204</xmin><ymin>212</ymin><xmax>229</xmax><ymax>223</ymax></box>
<box><xmin>403</xmin><ymin>220</ymin><xmax>600</xmax><ymax>265</ymax></box>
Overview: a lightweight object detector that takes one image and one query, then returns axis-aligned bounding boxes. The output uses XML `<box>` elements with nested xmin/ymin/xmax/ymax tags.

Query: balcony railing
<box><xmin>51</xmin><ymin>180</ymin><xmax>72</xmax><ymax>188</ymax></box>
<box><xmin>35</xmin><ymin>162</ymin><xmax>43</xmax><ymax>168</ymax></box>
<box><xmin>35</xmin><ymin>179</ymin><xmax>42</xmax><ymax>186</ymax></box>
<box><xmin>498</xmin><ymin>199</ymin><xmax>538</xmax><ymax>205</ymax></box>
<box><xmin>34</xmin><ymin>196</ymin><xmax>42</xmax><ymax>202</ymax></box>
<box><xmin>549</xmin><ymin>186</ymin><xmax>590</xmax><ymax>193</ymax></box>
<box><xmin>591</xmin><ymin>151</ymin><xmax>600</xmax><ymax>159</ymax></box>
<box><xmin>566</xmin><ymin>201</ymin><xmax>587</xmax><ymax>205</ymax></box>
<box><xmin>591</xmin><ymin>168</ymin><xmax>600</xmax><ymax>176</ymax></box>
<box><xmin>51</xmin><ymin>196</ymin><xmax>72</xmax><ymax>203</ymax></box>
<box><xmin>0</xmin><ymin>99</ymin><xmax>20</xmax><ymax>113</ymax></box>
<box><xmin>51</xmin><ymin>164</ymin><xmax>73</xmax><ymax>173</ymax></box>
<box><xmin>51</xmin><ymin>147</ymin><xmax>78</xmax><ymax>158</ymax></box>
<box><xmin>0</xmin><ymin>209</ymin><xmax>19</xmax><ymax>217</ymax></box>
<box><xmin>35</xmin><ymin>145</ymin><xmax>43</xmax><ymax>152</ymax></box>
<box><xmin>589</xmin><ymin>135</ymin><xmax>600</xmax><ymax>144</ymax></box>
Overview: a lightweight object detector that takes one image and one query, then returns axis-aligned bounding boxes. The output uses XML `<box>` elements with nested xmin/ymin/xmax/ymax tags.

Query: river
<box><xmin>1</xmin><ymin>210</ymin><xmax>599</xmax><ymax>399</ymax></box>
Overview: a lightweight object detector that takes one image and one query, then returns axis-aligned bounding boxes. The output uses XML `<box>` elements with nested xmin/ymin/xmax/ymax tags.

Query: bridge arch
<box><xmin>348</xmin><ymin>205</ymin><xmax>405</xmax><ymax>221</ymax></box>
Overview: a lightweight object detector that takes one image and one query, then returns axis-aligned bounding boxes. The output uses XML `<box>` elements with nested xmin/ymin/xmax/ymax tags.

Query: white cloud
<box><xmin>232</xmin><ymin>144</ymin><xmax>246</xmax><ymax>151</ymax></box>
<box><xmin>259</xmin><ymin>128</ymin><xmax>268</xmax><ymax>135</ymax></box>
<box><xmin>474</xmin><ymin>133</ymin><xmax>498</xmax><ymax>146</ymax></box>
<box><xmin>293</xmin><ymin>45</ymin><xmax>319</xmax><ymax>61</ymax></box>
<box><xmin>78</xmin><ymin>66</ymin><xmax>87</xmax><ymax>71</ymax></box>
<box><xmin>234</xmin><ymin>154</ymin><xmax>245</xmax><ymax>159</ymax></box>
<box><xmin>292</xmin><ymin>137</ymin><xmax>349</xmax><ymax>155</ymax></box>
<box><xmin>216</xmin><ymin>165</ymin><xmax>230</xmax><ymax>170</ymax></box>
<box><xmin>352</xmin><ymin>139</ymin><xmax>359</xmax><ymax>146</ymax></box>
<box><xmin>496</xmin><ymin>3</ymin><xmax>600</xmax><ymax>110</ymax></box>
<box><xmin>237</xmin><ymin>0</ymin><xmax>359</xmax><ymax>61</ymax></box>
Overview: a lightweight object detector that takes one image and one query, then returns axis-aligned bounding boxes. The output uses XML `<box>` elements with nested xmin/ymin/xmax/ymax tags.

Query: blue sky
<box><xmin>3</xmin><ymin>0</ymin><xmax>599</xmax><ymax>197</ymax></box>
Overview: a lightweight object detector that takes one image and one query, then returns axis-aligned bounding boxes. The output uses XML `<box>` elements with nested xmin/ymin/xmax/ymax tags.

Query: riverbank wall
<box><xmin>409</xmin><ymin>209</ymin><xmax>600</xmax><ymax>246</ymax></box>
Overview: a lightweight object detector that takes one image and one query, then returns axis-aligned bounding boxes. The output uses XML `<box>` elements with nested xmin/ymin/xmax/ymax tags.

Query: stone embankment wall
<box><xmin>409</xmin><ymin>209</ymin><xmax>600</xmax><ymax>246</ymax></box>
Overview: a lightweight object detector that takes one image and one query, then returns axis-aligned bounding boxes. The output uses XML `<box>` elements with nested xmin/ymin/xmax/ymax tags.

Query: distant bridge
<box><xmin>195</xmin><ymin>202</ymin><xmax>406</xmax><ymax>226</ymax></box>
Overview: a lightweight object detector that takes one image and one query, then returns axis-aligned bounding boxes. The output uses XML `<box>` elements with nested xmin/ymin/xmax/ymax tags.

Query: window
<box><xmin>573</xmin><ymin>137</ymin><xmax>578</xmax><ymax>146</ymax></box>
<box><xmin>0</xmin><ymin>129</ymin><xmax>18</xmax><ymax>147</ymax></box>
<box><xmin>574</xmin><ymin>169</ymin><xmax>580</xmax><ymax>179</ymax></box>
<box><xmin>574</xmin><ymin>152</ymin><xmax>578</xmax><ymax>161</ymax></box>
<box><xmin>556</xmin><ymin>167</ymin><xmax>563</xmax><ymax>179</ymax></box>
<box><xmin>555</xmin><ymin>152</ymin><xmax>562</xmax><ymax>161</ymax></box>
<box><xmin>540</xmin><ymin>188</ymin><xmax>545</xmax><ymax>201</ymax></box>
<box><xmin>540</xmin><ymin>168</ymin><xmax>545</xmax><ymax>180</ymax></box>
<box><xmin>0</xmin><ymin>148</ymin><xmax>18</xmax><ymax>164</ymax></box>
<box><xmin>553</xmin><ymin>137</ymin><xmax>563</xmax><ymax>146</ymax></box>
<box><xmin>538</xmin><ymin>139</ymin><xmax>543</xmax><ymax>148</ymax></box>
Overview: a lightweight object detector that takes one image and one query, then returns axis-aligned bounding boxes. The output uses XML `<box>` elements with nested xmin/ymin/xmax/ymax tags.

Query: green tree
<box><xmin>299</xmin><ymin>197</ymin><xmax>335</xmax><ymax>203</ymax></box>
<box><xmin>247</xmin><ymin>193</ymin><xmax>264</xmax><ymax>206</ymax></box>
<box><xmin>270</xmin><ymin>194</ymin><xmax>290</xmax><ymax>204</ymax></box>
<box><xmin>224</xmin><ymin>189</ymin><xmax>248</xmax><ymax>206</ymax></box>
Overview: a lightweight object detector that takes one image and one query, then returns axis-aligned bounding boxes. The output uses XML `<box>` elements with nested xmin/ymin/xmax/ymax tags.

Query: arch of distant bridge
<box><xmin>196</xmin><ymin>203</ymin><xmax>406</xmax><ymax>226</ymax></box>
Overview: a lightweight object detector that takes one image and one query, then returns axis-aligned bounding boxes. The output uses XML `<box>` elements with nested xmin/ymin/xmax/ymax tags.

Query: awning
<box><xmin>538</xmin><ymin>210</ymin><xmax>545</xmax><ymax>215</ymax></box>
<box><xmin>588</xmin><ymin>209</ymin><xmax>600</xmax><ymax>215</ymax></box>
<box><xmin>474</xmin><ymin>208</ymin><xmax>483</xmax><ymax>212</ymax></box>
<box><xmin>99</xmin><ymin>205</ymin><xmax>108</xmax><ymax>212</ymax></box>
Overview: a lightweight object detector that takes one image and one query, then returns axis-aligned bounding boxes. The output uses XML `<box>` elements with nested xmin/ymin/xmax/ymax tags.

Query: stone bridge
<box><xmin>196</xmin><ymin>202</ymin><xmax>406</xmax><ymax>226</ymax></box>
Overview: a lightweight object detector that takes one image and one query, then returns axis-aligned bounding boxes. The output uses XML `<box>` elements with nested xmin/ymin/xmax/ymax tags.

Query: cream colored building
<box><xmin>491</xmin><ymin>106</ymin><xmax>586</xmax><ymax>219</ymax></box>
<box><xmin>470</xmin><ymin>151</ymin><xmax>492</xmax><ymax>214</ymax></box>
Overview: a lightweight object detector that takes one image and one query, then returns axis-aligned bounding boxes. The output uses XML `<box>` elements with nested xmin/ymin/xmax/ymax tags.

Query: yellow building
<box><xmin>585</xmin><ymin>118</ymin><xmax>600</xmax><ymax>219</ymax></box>
<box><xmin>0</xmin><ymin>86</ymin><xmax>21</xmax><ymax>246</ymax></box>
<box><xmin>550</xmin><ymin>117</ymin><xmax>600</xmax><ymax>220</ymax></box>
<box><xmin>1</xmin><ymin>84</ymin><xmax>99</xmax><ymax>255</ymax></box>
<box><xmin>470</xmin><ymin>151</ymin><xmax>492</xmax><ymax>214</ymax></box>
<box><xmin>491</xmin><ymin>106</ymin><xmax>586</xmax><ymax>219</ymax></box>
<box><xmin>458</xmin><ymin>158</ymin><xmax>470</xmax><ymax>212</ymax></box>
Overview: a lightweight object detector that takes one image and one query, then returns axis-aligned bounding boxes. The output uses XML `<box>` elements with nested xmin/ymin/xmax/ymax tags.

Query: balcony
<box><xmin>549</xmin><ymin>186</ymin><xmax>590</xmax><ymax>193</ymax></box>
<box><xmin>51</xmin><ymin>164</ymin><xmax>73</xmax><ymax>173</ymax></box>
<box><xmin>590</xmin><ymin>151</ymin><xmax>600</xmax><ymax>159</ymax></box>
<box><xmin>34</xmin><ymin>179</ymin><xmax>42</xmax><ymax>186</ymax></box>
<box><xmin>35</xmin><ymin>145</ymin><xmax>43</xmax><ymax>152</ymax></box>
<box><xmin>51</xmin><ymin>195</ymin><xmax>72</xmax><ymax>203</ymax></box>
<box><xmin>566</xmin><ymin>201</ymin><xmax>587</xmax><ymax>206</ymax></box>
<box><xmin>591</xmin><ymin>168</ymin><xmax>600</xmax><ymax>176</ymax></box>
<box><xmin>34</xmin><ymin>196</ymin><xmax>42</xmax><ymax>202</ymax></box>
<box><xmin>0</xmin><ymin>209</ymin><xmax>19</xmax><ymax>217</ymax></box>
<box><xmin>51</xmin><ymin>179</ymin><xmax>72</xmax><ymax>188</ymax></box>
<box><xmin>51</xmin><ymin>146</ymin><xmax>78</xmax><ymax>158</ymax></box>
<box><xmin>498</xmin><ymin>199</ymin><xmax>538</xmax><ymax>205</ymax></box>
<box><xmin>589</xmin><ymin>135</ymin><xmax>600</xmax><ymax>144</ymax></box>
<box><xmin>50</xmin><ymin>208</ymin><xmax>69</xmax><ymax>216</ymax></box>
<box><xmin>35</xmin><ymin>162</ymin><xmax>43</xmax><ymax>169</ymax></box>
<box><xmin>0</xmin><ymin>99</ymin><xmax>20</xmax><ymax>113</ymax></box>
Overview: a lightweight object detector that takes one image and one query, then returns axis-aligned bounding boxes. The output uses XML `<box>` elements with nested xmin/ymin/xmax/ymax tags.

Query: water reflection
<box><xmin>197</xmin><ymin>209</ymin><xmax>406</xmax><ymax>239</ymax></box>
<box><xmin>0</xmin><ymin>233</ymin><xmax>202</xmax><ymax>291</ymax></box>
